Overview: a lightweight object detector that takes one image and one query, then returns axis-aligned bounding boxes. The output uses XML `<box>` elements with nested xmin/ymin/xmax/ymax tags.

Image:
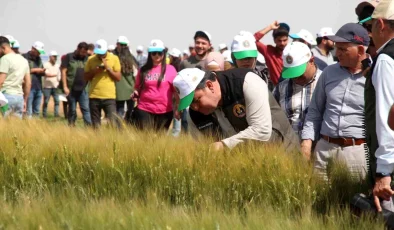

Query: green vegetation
<box><xmin>0</xmin><ymin>118</ymin><xmax>383</xmax><ymax>229</ymax></box>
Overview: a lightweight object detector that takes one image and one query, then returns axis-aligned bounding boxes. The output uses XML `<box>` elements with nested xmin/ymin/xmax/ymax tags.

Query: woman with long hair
<box><xmin>131</xmin><ymin>39</ymin><xmax>178</xmax><ymax>131</ymax></box>
<box><xmin>113</xmin><ymin>38</ymin><xmax>138</xmax><ymax>119</ymax></box>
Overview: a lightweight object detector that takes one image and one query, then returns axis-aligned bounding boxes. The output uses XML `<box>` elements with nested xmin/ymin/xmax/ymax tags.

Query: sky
<box><xmin>0</xmin><ymin>0</ymin><xmax>364</xmax><ymax>56</ymax></box>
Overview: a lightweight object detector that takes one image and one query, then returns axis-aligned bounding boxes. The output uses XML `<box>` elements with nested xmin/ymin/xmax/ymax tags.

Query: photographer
<box><xmin>362</xmin><ymin>0</ymin><xmax>394</xmax><ymax>212</ymax></box>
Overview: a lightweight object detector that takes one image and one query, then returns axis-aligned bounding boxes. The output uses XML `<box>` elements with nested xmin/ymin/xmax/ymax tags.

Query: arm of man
<box><xmin>300</xmin><ymin>70</ymin><xmax>327</xmax><ymax>159</ymax></box>
<box><xmin>22</xmin><ymin>68</ymin><xmax>31</xmax><ymax>111</ymax></box>
<box><xmin>254</xmin><ymin>21</ymin><xmax>279</xmax><ymax>58</ymax></box>
<box><xmin>105</xmin><ymin>56</ymin><xmax>121</xmax><ymax>82</ymax></box>
<box><xmin>60</xmin><ymin>55</ymin><xmax>70</xmax><ymax>95</ymax></box>
<box><xmin>43</xmin><ymin>63</ymin><xmax>57</xmax><ymax>78</ymax></box>
<box><xmin>84</xmin><ymin>58</ymin><xmax>97</xmax><ymax>82</ymax></box>
<box><xmin>0</xmin><ymin>57</ymin><xmax>9</xmax><ymax>89</ymax></box>
<box><xmin>221</xmin><ymin>72</ymin><xmax>272</xmax><ymax>149</ymax></box>
<box><xmin>371</xmin><ymin>54</ymin><xmax>394</xmax><ymax>212</ymax></box>
<box><xmin>372</xmin><ymin>55</ymin><xmax>394</xmax><ymax>175</ymax></box>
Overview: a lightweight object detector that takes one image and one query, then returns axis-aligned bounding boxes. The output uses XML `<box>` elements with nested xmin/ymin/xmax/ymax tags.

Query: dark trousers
<box><xmin>63</xmin><ymin>102</ymin><xmax>68</xmax><ymax>119</ymax></box>
<box><xmin>89</xmin><ymin>98</ymin><xmax>117</xmax><ymax>128</ymax></box>
<box><xmin>116</xmin><ymin>100</ymin><xmax>135</xmax><ymax>118</ymax></box>
<box><xmin>132</xmin><ymin>107</ymin><xmax>173</xmax><ymax>131</ymax></box>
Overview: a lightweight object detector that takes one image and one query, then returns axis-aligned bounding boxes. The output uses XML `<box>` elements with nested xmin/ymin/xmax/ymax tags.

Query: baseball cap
<box><xmin>356</xmin><ymin>0</ymin><xmax>381</xmax><ymax>17</ymax></box>
<box><xmin>12</xmin><ymin>40</ymin><xmax>20</xmax><ymax>48</ymax></box>
<box><xmin>194</xmin><ymin>31</ymin><xmax>212</xmax><ymax>43</ymax></box>
<box><xmin>257</xmin><ymin>53</ymin><xmax>266</xmax><ymax>64</ymax></box>
<box><xmin>290</xmin><ymin>29</ymin><xmax>317</xmax><ymax>46</ymax></box>
<box><xmin>117</xmin><ymin>36</ymin><xmax>129</xmax><ymax>45</ymax></box>
<box><xmin>183</xmin><ymin>50</ymin><xmax>190</xmax><ymax>55</ymax></box>
<box><xmin>94</xmin><ymin>39</ymin><xmax>108</xmax><ymax>55</ymax></box>
<box><xmin>218</xmin><ymin>43</ymin><xmax>227</xmax><ymax>50</ymax></box>
<box><xmin>49</xmin><ymin>50</ymin><xmax>58</xmax><ymax>56</ymax></box>
<box><xmin>281</xmin><ymin>42</ymin><xmax>312</xmax><ymax>79</ymax></box>
<box><xmin>372</xmin><ymin>0</ymin><xmax>394</xmax><ymax>20</ymax></box>
<box><xmin>33</xmin><ymin>41</ymin><xmax>45</xmax><ymax>54</ymax></box>
<box><xmin>4</xmin><ymin>35</ymin><xmax>15</xmax><ymax>44</ymax></box>
<box><xmin>148</xmin><ymin>39</ymin><xmax>165</xmax><ymax>52</ymax></box>
<box><xmin>169</xmin><ymin>48</ymin><xmax>181</xmax><ymax>58</ymax></box>
<box><xmin>279</xmin><ymin>22</ymin><xmax>291</xmax><ymax>32</ymax></box>
<box><xmin>317</xmin><ymin>27</ymin><xmax>335</xmax><ymax>37</ymax></box>
<box><xmin>326</xmin><ymin>23</ymin><xmax>370</xmax><ymax>46</ymax></box>
<box><xmin>231</xmin><ymin>31</ymin><xmax>258</xmax><ymax>60</ymax></box>
<box><xmin>137</xmin><ymin>45</ymin><xmax>144</xmax><ymax>52</ymax></box>
<box><xmin>173</xmin><ymin>68</ymin><xmax>207</xmax><ymax>111</ymax></box>
<box><xmin>108</xmin><ymin>45</ymin><xmax>115</xmax><ymax>51</ymax></box>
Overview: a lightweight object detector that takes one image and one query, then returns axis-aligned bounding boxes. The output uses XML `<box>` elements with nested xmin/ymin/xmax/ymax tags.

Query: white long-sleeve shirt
<box><xmin>187</xmin><ymin>72</ymin><xmax>272</xmax><ymax>149</ymax></box>
<box><xmin>373</xmin><ymin>41</ymin><xmax>394</xmax><ymax>174</ymax></box>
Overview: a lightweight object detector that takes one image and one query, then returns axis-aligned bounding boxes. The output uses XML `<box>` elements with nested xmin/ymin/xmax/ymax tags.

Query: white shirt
<box><xmin>187</xmin><ymin>72</ymin><xmax>272</xmax><ymax>149</ymax></box>
<box><xmin>43</xmin><ymin>62</ymin><xmax>60</xmax><ymax>88</ymax></box>
<box><xmin>373</xmin><ymin>39</ymin><xmax>394</xmax><ymax>174</ymax></box>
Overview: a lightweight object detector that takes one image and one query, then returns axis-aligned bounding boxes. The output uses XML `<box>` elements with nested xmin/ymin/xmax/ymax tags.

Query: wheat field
<box><xmin>0</xmin><ymin>117</ymin><xmax>384</xmax><ymax>229</ymax></box>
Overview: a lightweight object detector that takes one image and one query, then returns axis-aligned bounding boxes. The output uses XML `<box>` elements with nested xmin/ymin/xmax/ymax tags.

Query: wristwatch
<box><xmin>375</xmin><ymin>172</ymin><xmax>392</xmax><ymax>178</ymax></box>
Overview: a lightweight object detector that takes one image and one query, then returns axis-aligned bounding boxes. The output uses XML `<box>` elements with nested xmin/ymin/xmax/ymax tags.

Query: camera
<box><xmin>350</xmin><ymin>193</ymin><xmax>394</xmax><ymax>229</ymax></box>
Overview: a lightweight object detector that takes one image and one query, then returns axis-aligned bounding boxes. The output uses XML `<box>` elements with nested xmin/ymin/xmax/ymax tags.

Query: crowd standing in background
<box><xmin>1</xmin><ymin>0</ymin><xmax>394</xmax><ymax>216</ymax></box>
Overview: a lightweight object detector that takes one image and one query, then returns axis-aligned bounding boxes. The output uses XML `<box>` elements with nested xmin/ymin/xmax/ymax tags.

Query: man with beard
<box><xmin>312</xmin><ymin>27</ymin><xmax>336</xmax><ymax>66</ymax></box>
<box><xmin>61</xmin><ymin>42</ymin><xmax>92</xmax><ymax>126</ymax></box>
<box><xmin>180</xmin><ymin>31</ymin><xmax>212</xmax><ymax>70</ymax></box>
<box><xmin>0</xmin><ymin>36</ymin><xmax>31</xmax><ymax>118</ymax></box>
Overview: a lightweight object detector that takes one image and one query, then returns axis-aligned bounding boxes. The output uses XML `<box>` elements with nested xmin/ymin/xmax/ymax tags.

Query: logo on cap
<box><xmin>192</xmin><ymin>76</ymin><xmax>198</xmax><ymax>82</ymax></box>
<box><xmin>353</xmin><ymin>35</ymin><xmax>364</xmax><ymax>43</ymax></box>
<box><xmin>97</xmin><ymin>45</ymin><xmax>102</xmax><ymax>49</ymax></box>
<box><xmin>153</xmin><ymin>42</ymin><xmax>157</xmax><ymax>47</ymax></box>
<box><xmin>286</xmin><ymin>55</ymin><xmax>293</xmax><ymax>64</ymax></box>
<box><xmin>233</xmin><ymin>104</ymin><xmax>246</xmax><ymax>118</ymax></box>
<box><xmin>243</xmin><ymin>40</ymin><xmax>250</xmax><ymax>48</ymax></box>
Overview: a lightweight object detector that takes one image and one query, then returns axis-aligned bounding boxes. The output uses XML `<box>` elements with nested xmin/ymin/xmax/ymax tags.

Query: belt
<box><xmin>321</xmin><ymin>135</ymin><xmax>365</xmax><ymax>147</ymax></box>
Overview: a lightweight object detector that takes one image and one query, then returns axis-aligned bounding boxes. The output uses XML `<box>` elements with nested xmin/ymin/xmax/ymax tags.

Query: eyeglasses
<box><xmin>151</xmin><ymin>51</ymin><xmax>163</xmax><ymax>56</ymax></box>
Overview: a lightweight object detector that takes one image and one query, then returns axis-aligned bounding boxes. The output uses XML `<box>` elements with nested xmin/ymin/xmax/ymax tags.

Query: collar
<box><xmin>377</xmin><ymin>38</ymin><xmax>394</xmax><ymax>53</ymax></box>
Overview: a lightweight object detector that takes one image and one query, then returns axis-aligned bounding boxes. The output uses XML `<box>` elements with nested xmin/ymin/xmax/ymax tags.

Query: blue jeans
<box><xmin>42</xmin><ymin>88</ymin><xmax>59</xmax><ymax>117</ymax></box>
<box><xmin>27</xmin><ymin>88</ymin><xmax>42</xmax><ymax>117</ymax></box>
<box><xmin>1</xmin><ymin>94</ymin><xmax>24</xmax><ymax>119</ymax></box>
<box><xmin>67</xmin><ymin>90</ymin><xmax>91</xmax><ymax>126</ymax></box>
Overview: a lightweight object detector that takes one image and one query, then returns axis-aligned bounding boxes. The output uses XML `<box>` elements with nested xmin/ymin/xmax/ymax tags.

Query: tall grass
<box><xmin>0</xmin><ymin>118</ymin><xmax>383</xmax><ymax>229</ymax></box>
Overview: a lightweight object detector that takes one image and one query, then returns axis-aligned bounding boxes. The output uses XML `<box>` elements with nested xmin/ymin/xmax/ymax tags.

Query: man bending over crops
<box><xmin>172</xmin><ymin>68</ymin><xmax>299</xmax><ymax>152</ymax></box>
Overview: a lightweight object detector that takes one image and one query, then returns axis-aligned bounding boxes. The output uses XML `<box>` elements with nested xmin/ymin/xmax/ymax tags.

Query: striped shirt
<box><xmin>273</xmin><ymin>69</ymin><xmax>322</xmax><ymax>136</ymax></box>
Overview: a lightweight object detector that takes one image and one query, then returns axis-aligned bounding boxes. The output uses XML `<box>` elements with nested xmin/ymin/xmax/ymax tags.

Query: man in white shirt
<box><xmin>364</xmin><ymin>0</ymin><xmax>394</xmax><ymax>212</ymax></box>
<box><xmin>42</xmin><ymin>50</ymin><xmax>61</xmax><ymax>118</ymax></box>
<box><xmin>0</xmin><ymin>36</ymin><xmax>31</xmax><ymax>118</ymax></box>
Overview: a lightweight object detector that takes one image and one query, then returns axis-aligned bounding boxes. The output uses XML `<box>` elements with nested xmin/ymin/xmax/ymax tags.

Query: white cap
<box><xmin>169</xmin><ymin>48</ymin><xmax>181</xmax><ymax>58</ymax></box>
<box><xmin>317</xmin><ymin>27</ymin><xmax>335</xmax><ymax>38</ymax></box>
<box><xmin>93</xmin><ymin>39</ymin><xmax>108</xmax><ymax>55</ymax></box>
<box><xmin>222</xmin><ymin>50</ymin><xmax>233</xmax><ymax>64</ymax></box>
<box><xmin>33</xmin><ymin>41</ymin><xmax>45</xmax><ymax>54</ymax></box>
<box><xmin>182</xmin><ymin>50</ymin><xmax>190</xmax><ymax>55</ymax></box>
<box><xmin>117</xmin><ymin>36</ymin><xmax>129</xmax><ymax>45</ymax></box>
<box><xmin>12</xmin><ymin>40</ymin><xmax>20</xmax><ymax>48</ymax></box>
<box><xmin>290</xmin><ymin>29</ymin><xmax>317</xmax><ymax>46</ymax></box>
<box><xmin>281</xmin><ymin>41</ymin><xmax>312</xmax><ymax>79</ymax></box>
<box><xmin>108</xmin><ymin>45</ymin><xmax>115</xmax><ymax>51</ymax></box>
<box><xmin>218</xmin><ymin>43</ymin><xmax>227</xmax><ymax>50</ymax></box>
<box><xmin>194</xmin><ymin>31</ymin><xmax>212</xmax><ymax>42</ymax></box>
<box><xmin>231</xmin><ymin>31</ymin><xmax>258</xmax><ymax>60</ymax></box>
<box><xmin>137</xmin><ymin>45</ymin><xmax>144</xmax><ymax>52</ymax></box>
<box><xmin>173</xmin><ymin>68</ymin><xmax>206</xmax><ymax>111</ymax></box>
<box><xmin>49</xmin><ymin>50</ymin><xmax>58</xmax><ymax>56</ymax></box>
<box><xmin>148</xmin><ymin>39</ymin><xmax>165</xmax><ymax>52</ymax></box>
<box><xmin>372</xmin><ymin>0</ymin><xmax>394</xmax><ymax>20</ymax></box>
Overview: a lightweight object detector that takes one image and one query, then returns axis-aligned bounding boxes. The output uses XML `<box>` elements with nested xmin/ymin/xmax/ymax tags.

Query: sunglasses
<box><xmin>151</xmin><ymin>51</ymin><xmax>163</xmax><ymax>56</ymax></box>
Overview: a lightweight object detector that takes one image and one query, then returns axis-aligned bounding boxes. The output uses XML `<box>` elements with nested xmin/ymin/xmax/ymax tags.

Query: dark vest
<box><xmin>189</xmin><ymin>68</ymin><xmax>300</xmax><ymax>152</ymax></box>
<box><xmin>365</xmin><ymin>39</ymin><xmax>394</xmax><ymax>182</ymax></box>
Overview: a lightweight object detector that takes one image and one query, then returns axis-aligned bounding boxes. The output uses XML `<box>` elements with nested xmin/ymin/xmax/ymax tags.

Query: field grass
<box><xmin>0</xmin><ymin>118</ymin><xmax>385</xmax><ymax>229</ymax></box>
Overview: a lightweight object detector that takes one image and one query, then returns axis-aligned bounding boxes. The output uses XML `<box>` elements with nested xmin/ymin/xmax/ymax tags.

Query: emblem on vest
<box><xmin>233</xmin><ymin>104</ymin><xmax>246</xmax><ymax>118</ymax></box>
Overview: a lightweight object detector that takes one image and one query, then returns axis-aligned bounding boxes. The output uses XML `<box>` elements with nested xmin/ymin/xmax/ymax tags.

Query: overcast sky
<box><xmin>0</xmin><ymin>0</ymin><xmax>364</xmax><ymax>56</ymax></box>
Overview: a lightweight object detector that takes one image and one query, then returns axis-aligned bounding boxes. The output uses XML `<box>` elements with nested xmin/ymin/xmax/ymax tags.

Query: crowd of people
<box><xmin>1</xmin><ymin>0</ymin><xmax>394</xmax><ymax>215</ymax></box>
